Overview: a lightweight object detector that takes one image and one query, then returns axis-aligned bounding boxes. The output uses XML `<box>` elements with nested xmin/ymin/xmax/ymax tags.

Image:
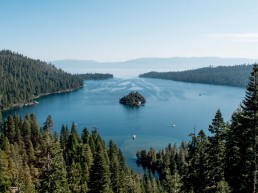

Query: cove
<box><xmin>3</xmin><ymin>78</ymin><xmax>245</xmax><ymax>172</ymax></box>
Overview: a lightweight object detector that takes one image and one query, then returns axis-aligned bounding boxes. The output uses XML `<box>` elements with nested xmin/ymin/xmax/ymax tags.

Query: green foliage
<box><xmin>139</xmin><ymin>64</ymin><xmax>252</xmax><ymax>88</ymax></box>
<box><xmin>205</xmin><ymin>110</ymin><xmax>227</xmax><ymax>192</ymax></box>
<box><xmin>224</xmin><ymin>64</ymin><xmax>258</xmax><ymax>193</ymax></box>
<box><xmin>0</xmin><ymin>113</ymin><xmax>150</xmax><ymax>193</ymax></box>
<box><xmin>0</xmin><ymin>149</ymin><xmax>11</xmax><ymax>193</ymax></box>
<box><xmin>89</xmin><ymin>139</ymin><xmax>112</xmax><ymax>193</ymax></box>
<box><xmin>119</xmin><ymin>91</ymin><xmax>146</xmax><ymax>106</ymax></box>
<box><xmin>0</xmin><ymin>50</ymin><xmax>83</xmax><ymax>110</ymax></box>
<box><xmin>137</xmin><ymin>64</ymin><xmax>258</xmax><ymax>192</ymax></box>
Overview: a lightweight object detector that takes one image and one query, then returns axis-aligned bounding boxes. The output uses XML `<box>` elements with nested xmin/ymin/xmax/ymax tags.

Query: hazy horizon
<box><xmin>52</xmin><ymin>56</ymin><xmax>256</xmax><ymax>78</ymax></box>
<box><xmin>1</xmin><ymin>1</ymin><xmax>258</xmax><ymax>64</ymax></box>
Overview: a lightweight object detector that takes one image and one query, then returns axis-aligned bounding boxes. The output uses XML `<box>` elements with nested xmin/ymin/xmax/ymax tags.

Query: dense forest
<box><xmin>76</xmin><ymin>73</ymin><xmax>113</xmax><ymax>80</ymax></box>
<box><xmin>136</xmin><ymin>64</ymin><xmax>258</xmax><ymax>192</ymax></box>
<box><xmin>0</xmin><ymin>113</ymin><xmax>164</xmax><ymax>193</ymax></box>
<box><xmin>139</xmin><ymin>64</ymin><xmax>253</xmax><ymax>88</ymax></box>
<box><xmin>0</xmin><ymin>50</ymin><xmax>83</xmax><ymax>111</ymax></box>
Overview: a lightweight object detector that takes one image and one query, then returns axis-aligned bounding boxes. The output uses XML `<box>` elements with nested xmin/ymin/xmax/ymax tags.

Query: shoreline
<box><xmin>2</xmin><ymin>85</ymin><xmax>84</xmax><ymax>112</ymax></box>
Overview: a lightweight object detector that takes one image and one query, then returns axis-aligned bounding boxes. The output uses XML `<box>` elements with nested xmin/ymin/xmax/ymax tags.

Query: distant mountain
<box><xmin>0</xmin><ymin>50</ymin><xmax>83</xmax><ymax>110</ymax></box>
<box><xmin>139</xmin><ymin>64</ymin><xmax>253</xmax><ymax>88</ymax></box>
<box><xmin>52</xmin><ymin>57</ymin><xmax>256</xmax><ymax>77</ymax></box>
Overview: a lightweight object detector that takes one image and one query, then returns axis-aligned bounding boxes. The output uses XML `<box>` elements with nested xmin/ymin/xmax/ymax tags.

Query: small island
<box><xmin>119</xmin><ymin>91</ymin><xmax>146</xmax><ymax>106</ymax></box>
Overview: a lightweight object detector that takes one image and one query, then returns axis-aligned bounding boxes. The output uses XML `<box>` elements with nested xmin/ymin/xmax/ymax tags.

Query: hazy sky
<box><xmin>1</xmin><ymin>0</ymin><xmax>258</xmax><ymax>61</ymax></box>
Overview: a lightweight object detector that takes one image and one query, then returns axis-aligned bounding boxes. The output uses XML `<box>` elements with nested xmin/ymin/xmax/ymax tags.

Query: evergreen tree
<box><xmin>3</xmin><ymin>115</ymin><xmax>15</xmax><ymax>143</ymax></box>
<box><xmin>68</xmin><ymin>162</ymin><xmax>82</xmax><ymax>193</ymax></box>
<box><xmin>39</xmin><ymin>135</ymin><xmax>69</xmax><ymax>193</ymax></box>
<box><xmin>225</xmin><ymin>109</ymin><xmax>243</xmax><ymax>191</ymax></box>
<box><xmin>89</xmin><ymin>140</ymin><xmax>112</xmax><ymax>193</ymax></box>
<box><xmin>81</xmin><ymin>128</ymin><xmax>90</xmax><ymax>144</ymax></box>
<box><xmin>205</xmin><ymin>110</ymin><xmax>226</xmax><ymax>192</ymax></box>
<box><xmin>0</xmin><ymin>111</ymin><xmax>2</xmax><ymax>130</ymax></box>
<box><xmin>182</xmin><ymin>129</ymin><xmax>209</xmax><ymax>193</ymax></box>
<box><xmin>43</xmin><ymin>115</ymin><xmax>54</xmax><ymax>132</ymax></box>
<box><xmin>225</xmin><ymin>64</ymin><xmax>258</xmax><ymax>192</ymax></box>
<box><xmin>109</xmin><ymin>140</ymin><xmax>123</xmax><ymax>192</ymax></box>
<box><xmin>66</xmin><ymin>123</ymin><xmax>81</xmax><ymax>165</ymax></box>
<box><xmin>30</xmin><ymin>113</ymin><xmax>40</xmax><ymax>148</ymax></box>
<box><xmin>60</xmin><ymin>124</ymin><xmax>70</xmax><ymax>151</ymax></box>
<box><xmin>0</xmin><ymin>149</ymin><xmax>11</xmax><ymax>193</ymax></box>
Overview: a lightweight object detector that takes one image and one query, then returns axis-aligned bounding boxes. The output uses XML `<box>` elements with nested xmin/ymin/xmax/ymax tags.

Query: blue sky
<box><xmin>1</xmin><ymin>0</ymin><xmax>258</xmax><ymax>61</ymax></box>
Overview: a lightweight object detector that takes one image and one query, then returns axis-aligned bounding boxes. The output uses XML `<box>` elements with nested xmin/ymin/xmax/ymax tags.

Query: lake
<box><xmin>3</xmin><ymin>78</ymin><xmax>245</xmax><ymax>172</ymax></box>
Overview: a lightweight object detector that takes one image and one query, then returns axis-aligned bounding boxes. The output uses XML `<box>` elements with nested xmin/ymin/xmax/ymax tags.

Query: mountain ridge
<box><xmin>52</xmin><ymin>57</ymin><xmax>257</xmax><ymax>77</ymax></box>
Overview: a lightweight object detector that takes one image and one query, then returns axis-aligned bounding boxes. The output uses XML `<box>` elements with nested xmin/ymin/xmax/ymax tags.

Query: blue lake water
<box><xmin>3</xmin><ymin>78</ymin><xmax>245</xmax><ymax>172</ymax></box>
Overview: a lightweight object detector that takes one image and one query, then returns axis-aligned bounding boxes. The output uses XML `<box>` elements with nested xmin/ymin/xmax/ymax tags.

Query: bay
<box><xmin>3</xmin><ymin>78</ymin><xmax>245</xmax><ymax>172</ymax></box>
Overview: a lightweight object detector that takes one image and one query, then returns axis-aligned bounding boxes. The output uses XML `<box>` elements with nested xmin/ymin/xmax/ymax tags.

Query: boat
<box><xmin>172</xmin><ymin>124</ymin><xmax>176</xmax><ymax>127</ymax></box>
<box><xmin>132</xmin><ymin>135</ymin><xmax>136</xmax><ymax>140</ymax></box>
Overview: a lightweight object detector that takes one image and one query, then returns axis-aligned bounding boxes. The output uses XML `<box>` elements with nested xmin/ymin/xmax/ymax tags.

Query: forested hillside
<box><xmin>136</xmin><ymin>64</ymin><xmax>258</xmax><ymax>192</ymax></box>
<box><xmin>0</xmin><ymin>113</ymin><xmax>164</xmax><ymax>193</ymax></box>
<box><xmin>0</xmin><ymin>50</ymin><xmax>83</xmax><ymax>110</ymax></box>
<box><xmin>139</xmin><ymin>64</ymin><xmax>253</xmax><ymax>88</ymax></box>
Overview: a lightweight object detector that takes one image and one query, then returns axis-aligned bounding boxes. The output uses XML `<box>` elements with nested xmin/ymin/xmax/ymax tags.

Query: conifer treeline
<box><xmin>76</xmin><ymin>73</ymin><xmax>113</xmax><ymax>80</ymax></box>
<box><xmin>0</xmin><ymin>50</ymin><xmax>83</xmax><ymax>110</ymax></box>
<box><xmin>139</xmin><ymin>64</ymin><xmax>252</xmax><ymax>88</ymax></box>
<box><xmin>136</xmin><ymin>64</ymin><xmax>258</xmax><ymax>192</ymax></box>
<box><xmin>0</xmin><ymin>113</ymin><xmax>162</xmax><ymax>193</ymax></box>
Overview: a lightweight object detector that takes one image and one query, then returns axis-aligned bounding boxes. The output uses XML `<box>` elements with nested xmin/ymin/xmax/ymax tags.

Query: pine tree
<box><xmin>109</xmin><ymin>140</ymin><xmax>122</xmax><ymax>192</ymax></box>
<box><xmin>182</xmin><ymin>129</ymin><xmax>209</xmax><ymax>193</ymax></box>
<box><xmin>29</xmin><ymin>113</ymin><xmax>40</xmax><ymax>148</ymax></box>
<box><xmin>0</xmin><ymin>111</ymin><xmax>2</xmax><ymax>131</ymax></box>
<box><xmin>81</xmin><ymin>128</ymin><xmax>90</xmax><ymax>144</ymax></box>
<box><xmin>39</xmin><ymin>124</ymin><xmax>69</xmax><ymax>193</ymax></box>
<box><xmin>68</xmin><ymin>162</ymin><xmax>82</xmax><ymax>193</ymax></box>
<box><xmin>66</xmin><ymin>123</ymin><xmax>81</xmax><ymax>165</ymax></box>
<box><xmin>205</xmin><ymin>110</ymin><xmax>226</xmax><ymax>191</ymax></box>
<box><xmin>43</xmin><ymin>115</ymin><xmax>54</xmax><ymax>132</ymax></box>
<box><xmin>3</xmin><ymin>115</ymin><xmax>15</xmax><ymax>143</ymax></box>
<box><xmin>89</xmin><ymin>140</ymin><xmax>112</xmax><ymax>193</ymax></box>
<box><xmin>225</xmin><ymin>64</ymin><xmax>258</xmax><ymax>192</ymax></box>
<box><xmin>225</xmin><ymin>109</ymin><xmax>243</xmax><ymax>191</ymax></box>
<box><xmin>0</xmin><ymin>149</ymin><xmax>11</xmax><ymax>193</ymax></box>
<box><xmin>60</xmin><ymin>124</ymin><xmax>70</xmax><ymax>151</ymax></box>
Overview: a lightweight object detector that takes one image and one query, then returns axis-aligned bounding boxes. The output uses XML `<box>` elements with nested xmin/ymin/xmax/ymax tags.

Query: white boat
<box><xmin>132</xmin><ymin>135</ymin><xmax>136</xmax><ymax>140</ymax></box>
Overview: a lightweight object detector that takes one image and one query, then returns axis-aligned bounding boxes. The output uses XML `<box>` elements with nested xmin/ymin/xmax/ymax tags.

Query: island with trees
<box><xmin>139</xmin><ymin>64</ymin><xmax>253</xmax><ymax>88</ymax></box>
<box><xmin>119</xmin><ymin>91</ymin><xmax>146</xmax><ymax>106</ymax></box>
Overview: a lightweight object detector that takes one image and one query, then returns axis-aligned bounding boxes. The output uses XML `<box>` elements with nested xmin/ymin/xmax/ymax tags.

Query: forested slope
<box><xmin>0</xmin><ymin>50</ymin><xmax>83</xmax><ymax>110</ymax></box>
<box><xmin>0</xmin><ymin>114</ymin><xmax>161</xmax><ymax>193</ymax></box>
<box><xmin>136</xmin><ymin>64</ymin><xmax>258</xmax><ymax>192</ymax></box>
<box><xmin>139</xmin><ymin>64</ymin><xmax>253</xmax><ymax>88</ymax></box>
